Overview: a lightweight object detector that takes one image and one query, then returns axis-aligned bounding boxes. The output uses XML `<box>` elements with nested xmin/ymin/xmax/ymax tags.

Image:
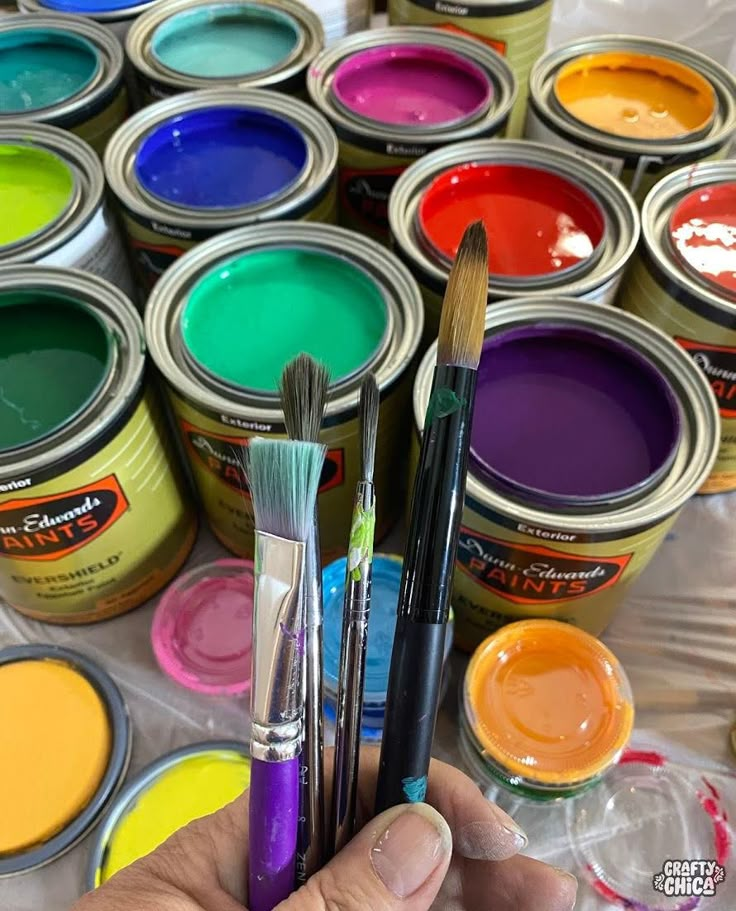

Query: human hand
<box><xmin>73</xmin><ymin>747</ymin><xmax>577</xmax><ymax>911</ymax></box>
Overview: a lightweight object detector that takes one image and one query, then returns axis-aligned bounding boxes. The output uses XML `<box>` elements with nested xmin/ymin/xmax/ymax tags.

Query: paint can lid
<box><xmin>152</xmin><ymin>558</ymin><xmax>254</xmax><ymax>695</ymax></box>
<box><xmin>567</xmin><ymin>745</ymin><xmax>729</xmax><ymax>909</ymax></box>
<box><xmin>668</xmin><ymin>182</ymin><xmax>736</xmax><ymax>300</ymax></box>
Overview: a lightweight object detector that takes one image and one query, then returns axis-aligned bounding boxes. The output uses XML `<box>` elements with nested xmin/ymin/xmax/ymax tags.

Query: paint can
<box><xmin>104</xmin><ymin>87</ymin><xmax>338</xmax><ymax>295</ymax></box>
<box><xmin>0</xmin><ymin>644</ymin><xmax>131</xmax><ymax>876</ymax></box>
<box><xmin>460</xmin><ymin>620</ymin><xmax>634</xmax><ymax>801</ymax></box>
<box><xmin>0</xmin><ymin>265</ymin><xmax>196</xmax><ymax>624</ymax></box>
<box><xmin>145</xmin><ymin>221</ymin><xmax>423</xmax><ymax>564</ymax></box>
<box><xmin>0</xmin><ymin>124</ymin><xmax>134</xmax><ymax>301</ymax></box>
<box><xmin>386</xmin><ymin>0</ymin><xmax>551</xmax><ymax>139</ymax></box>
<box><xmin>17</xmin><ymin>0</ymin><xmax>159</xmax><ymax>42</ymax></box>
<box><xmin>526</xmin><ymin>36</ymin><xmax>736</xmax><ymax>204</ymax></box>
<box><xmin>88</xmin><ymin>741</ymin><xmax>250</xmax><ymax>887</ymax></box>
<box><xmin>0</xmin><ymin>14</ymin><xmax>128</xmax><ymax>155</ymax></box>
<box><xmin>126</xmin><ymin>0</ymin><xmax>324</xmax><ymax>105</ymax></box>
<box><xmin>619</xmin><ymin>162</ymin><xmax>736</xmax><ymax>494</ymax></box>
<box><xmin>390</xmin><ymin>139</ymin><xmax>640</xmax><ymax>343</ymax></box>
<box><xmin>307</xmin><ymin>26</ymin><xmax>515</xmax><ymax>241</ymax></box>
<box><xmin>411</xmin><ymin>299</ymin><xmax>719</xmax><ymax>652</ymax></box>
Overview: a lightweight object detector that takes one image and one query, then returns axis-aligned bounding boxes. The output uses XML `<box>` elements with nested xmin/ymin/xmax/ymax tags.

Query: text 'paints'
<box><xmin>145</xmin><ymin>221</ymin><xmax>423</xmax><ymax>564</ymax></box>
<box><xmin>308</xmin><ymin>27</ymin><xmax>515</xmax><ymax>240</ymax></box>
<box><xmin>411</xmin><ymin>299</ymin><xmax>718</xmax><ymax>651</ymax></box>
<box><xmin>104</xmin><ymin>88</ymin><xmax>338</xmax><ymax>294</ymax></box>
<box><xmin>0</xmin><ymin>266</ymin><xmax>195</xmax><ymax>623</ymax></box>
<box><xmin>126</xmin><ymin>0</ymin><xmax>324</xmax><ymax>103</ymax></box>
<box><xmin>620</xmin><ymin>161</ymin><xmax>736</xmax><ymax>494</ymax></box>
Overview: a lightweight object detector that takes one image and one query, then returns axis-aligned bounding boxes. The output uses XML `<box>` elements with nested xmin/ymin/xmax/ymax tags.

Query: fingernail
<box><xmin>553</xmin><ymin>867</ymin><xmax>578</xmax><ymax>908</ymax></box>
<box><xmin>371</xmin><ymin>804</ymin><xmax>452</xmax><ymax>899</ymax></box>
<box><xmin>455</xmin><ymin>804</ymin><xmax>528</xmax><ymax>861</ymax></box>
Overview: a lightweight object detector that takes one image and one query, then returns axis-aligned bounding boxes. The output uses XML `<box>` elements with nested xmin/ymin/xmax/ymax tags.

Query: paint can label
<box><xmin>339</xmin><ymin>164</ymin><xmax>405</xmax><ymax>237</ymax></box>
<box><xmin>73</xmin><ymin>85</ymin><xmax>130</xmax><ymax>157</ymax></box>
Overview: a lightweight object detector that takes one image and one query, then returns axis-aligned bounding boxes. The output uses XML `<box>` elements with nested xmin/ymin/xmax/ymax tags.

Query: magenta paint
<box><xmin>330</xmin><ymin>44</ymin><xmax>492</xmax><ymax>128</ymax></box>
<box><xmin>469</xmin><ymin>324</ymin><xmax>682</xmax><ymax>507</ymax></box>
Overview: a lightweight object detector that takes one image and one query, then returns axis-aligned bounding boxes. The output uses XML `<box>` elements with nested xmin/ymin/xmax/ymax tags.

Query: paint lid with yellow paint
<box><xmin>0</xmin><ymin>644</ymin><xmax>131</xmax><ymax>876</ymax></box>
<box><xmin>461</xmin><ymin>620</ymin><xmax>634</xmax><ymax>800</ymax></box>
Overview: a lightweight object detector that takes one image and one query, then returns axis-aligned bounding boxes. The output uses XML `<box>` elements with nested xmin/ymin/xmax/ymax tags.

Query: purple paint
<box><xmin>331</xmin><ymin>44</ymin><xmax>492</xmax><ymax>128</ymax></box>
<box><xmin>248</xmin><ymin>756</ymin><xmax>299</xmax><ymax>911</ymax></box>
<box><xmin>469</xmin><ymin>324</ymin><xmax>682</xmax><ymax>506</ymax></box>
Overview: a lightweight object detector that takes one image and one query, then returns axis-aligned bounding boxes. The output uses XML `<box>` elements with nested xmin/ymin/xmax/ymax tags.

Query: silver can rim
<box><xmin>18</xmin><ymin>0</ymin><xmax>160</xmax><ymax>24</ymax></box>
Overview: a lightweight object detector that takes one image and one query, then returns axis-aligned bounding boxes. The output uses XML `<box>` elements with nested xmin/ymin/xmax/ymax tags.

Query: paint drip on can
<box><xmin>411</xmin><ymin>299</ymin><xmax>718</xmax><ymax>651</ymax></box>
<box><xmin>0</xmin><ymin>265</ymin><xmax>196</xmax><ymax>623</ymax></box>
<box><xmin>104</xmin><ymin>87</ymin><xmax>338</xmax><ymax>295</ymax></box>
<box><xmin>619</xmin><ymin>161</ymin><xmax>736</xmax><ymax>493</ymax></box>
<box><xmin>145</xmin><ymin>221</ymin><xmax>423</xmax><ymax>564</ymax></box>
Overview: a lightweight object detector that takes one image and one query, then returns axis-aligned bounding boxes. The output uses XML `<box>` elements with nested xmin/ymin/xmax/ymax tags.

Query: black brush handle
<box><xmin>375</xmin><ymin>365</ymin><xmax>476</xmax><ymax>813</ymax></box>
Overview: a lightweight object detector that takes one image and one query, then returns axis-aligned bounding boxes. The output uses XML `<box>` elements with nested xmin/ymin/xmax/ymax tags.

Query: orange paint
<box><xmin>555</xmin><ymin>51</ymin><xmax>716</xmax><ymax>141</ymax></box>
<box><xmin>0</xmin><ymin>659</ymin><xmax>111</xmax><ymax>854</ymax></box>
<box><xmin>465</xmin><ymin>620</ymin><xmax>633</xmax><ymax>785</ymax></box>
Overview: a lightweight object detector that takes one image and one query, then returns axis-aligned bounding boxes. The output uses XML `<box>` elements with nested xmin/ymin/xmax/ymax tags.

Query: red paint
<box><xmin>417</xmin><ymin>163</ymin><xmax>605</xmax><ymax>278</ymax></box>
<box><xmin>620</xmin><ymin>748</ymin><xmax>666</xmax><ymax>767</ymax></box>
<box><xmin>697</xmin><ymin>780</ymin><xmax>732</xmax><ymax>865</ymax></box>
<box><xmin>669</xmin><ymin>182</ymin><xmax>736</xmax><ymax>298</ymax></box>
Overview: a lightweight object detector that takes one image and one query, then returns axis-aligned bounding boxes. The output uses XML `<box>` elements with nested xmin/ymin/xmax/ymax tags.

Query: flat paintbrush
<box><xmin>246</xmin><ymin>436</ymin><xmax>325</xmax><ymax>911</ymax></box>
<box><xmin>330</xmin><ymin>373</ymin><xmax>379</xmax><ymax>855</ymax></box>
<box><xmin>375</xmin><ymin>220</ymin><xmax>488</xmax><ymax>812</ymax></box>
<box><xmin>279</xmin><ymin>354</ymin><xmax>330</xmax><ymax>883</ymax></box>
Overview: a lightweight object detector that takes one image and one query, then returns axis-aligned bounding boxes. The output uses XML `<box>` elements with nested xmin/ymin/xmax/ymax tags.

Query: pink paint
<box><xmin>330</xmin><ymin>44</ymin><xmax>492</xmax><ymax>128</ymax></box>
<box><xmin>620</xmin><ymin>748</ymin><xmax>666</xmax><ymax>767</ymax></box>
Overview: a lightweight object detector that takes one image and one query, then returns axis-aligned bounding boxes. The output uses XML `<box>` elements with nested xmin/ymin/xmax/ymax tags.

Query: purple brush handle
<box><xmin>249</xmin><ymin>756</ymin><xmax>299</xmax><ymax>911</ymax></box>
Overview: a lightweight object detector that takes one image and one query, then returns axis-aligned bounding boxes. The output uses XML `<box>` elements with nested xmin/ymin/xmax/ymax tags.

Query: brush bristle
<box><xmin>359</xmin><ymin>373</ymin><xmax>379</xmax><ymax>483</ymax></box>
<box><xmin>245</xmin><ymin>437</ymin><xmax>326</xmax><ymax>542</ymax></box>
<box><xmin>279</xmin><ymin>353</ymin><xmax>330</xmax><ymax>443</ymax></box>
<box><xmin>437</xmin><ymin>220</ymin><xmax>488</xmax><ymax>369</ymax></box>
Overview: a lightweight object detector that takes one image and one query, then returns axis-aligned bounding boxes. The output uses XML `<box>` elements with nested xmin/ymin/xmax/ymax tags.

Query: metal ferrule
<box><xmin>251</xmin><ymin>530</ymin><xmax>305</xmax><ymax>763</ymax></box>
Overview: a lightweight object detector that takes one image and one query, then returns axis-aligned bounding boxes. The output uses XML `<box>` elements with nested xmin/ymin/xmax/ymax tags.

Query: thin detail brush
<box><xmin>375</xmin><ymin>220</ymin><xmax>488</xmax><ymax>813</ymax></box>
<box><xmin>330</xmin><ymin>373</ymin><xmax>379</xmax><ymax>856</ymax></box>
<box><xmin>246</xmin><ymin>437</ymin><xmax>326</xmax><ymax>911</ymax></box>
<box><xmin>279</xmin><ymin>354</ymin><xmax>330</xmax><ymax>883</ymax></box>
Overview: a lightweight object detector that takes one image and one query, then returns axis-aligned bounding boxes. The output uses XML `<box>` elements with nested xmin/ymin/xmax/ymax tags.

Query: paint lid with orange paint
<box><xmin>461</xmin><ymin>620</ymin><xmax>634</xmax><ymax>800</ymax></box>
<box><xmin>0</xmin><ymin>644</ymin><xmax>130</xmax><ymax>876</ymax></box>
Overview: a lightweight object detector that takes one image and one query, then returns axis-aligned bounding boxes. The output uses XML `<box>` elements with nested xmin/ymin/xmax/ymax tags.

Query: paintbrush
<box><xmin>330</xmin><ymin>373</ymin><xmax>379</xmax><ymax>855</ymax></box>
<box><xmin>245</xmin><ymin>436</ymin><xmax>325</xmax><ymax>911</ymax></box>
<box><xmin>279</xmin><ymin>354</ymin><xmax>330</xmax><ymax>883</ymax></box>
<box><xmin>375</xmin><ymin>221</ymin><xmax>488</xmax><ymax>813</ymax></box>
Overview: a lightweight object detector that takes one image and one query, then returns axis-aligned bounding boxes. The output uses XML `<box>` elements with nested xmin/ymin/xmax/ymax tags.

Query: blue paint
<box><xmin>402</xmin><ymin>776</ymin><xmax>427</xmax><ymax>803</ymax></box>
<box><xmin>39</xmin><ymin>0</ymin><xmax>152</xmax><ymax>14</ymax></box>
<box><xmin>134</xmin><ymin>106</ymin><xmax>308</xmax><ymax>209</ymax></box>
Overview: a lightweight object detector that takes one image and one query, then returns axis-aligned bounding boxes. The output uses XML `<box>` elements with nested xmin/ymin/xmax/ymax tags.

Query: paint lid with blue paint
<box><xmin>39</xmin><ymin>0</ymin><xmax>155</xmax><ymax>14</ymax></box>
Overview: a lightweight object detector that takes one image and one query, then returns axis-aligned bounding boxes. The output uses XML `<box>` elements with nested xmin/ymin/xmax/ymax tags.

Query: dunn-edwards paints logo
<box><xmin>652</xmin><ymin>860</ymin><xmax>725</xmax><ymax>900</ymax></box>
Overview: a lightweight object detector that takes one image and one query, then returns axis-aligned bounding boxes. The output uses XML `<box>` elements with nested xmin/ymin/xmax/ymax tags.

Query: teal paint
<box><xmin>151</xmin><ymin>5</ymin><xmax>300</xmax><ymax>79</ymax></box>
<box><xmin>181</xmin><ymin>249</ymin><xmax>388</xmax><ymax>392</ymax></box>
<box><xmin>0</xmin><ymin>29</ymin><xmax>99</xmax><ymax>114</ymax></box>
<box><xmin>0</xmin><ymin>292</ymin><xmax>111</xmax><ymax>450</ymax></box>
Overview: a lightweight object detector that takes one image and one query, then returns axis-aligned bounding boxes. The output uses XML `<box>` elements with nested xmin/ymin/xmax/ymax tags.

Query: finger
<box><xmin>476</xmin><ymin>855</ymin><xmax>578</xmax><ymax>911</ymax></box>
<box><xmin>281</xmin><ymin>803</ymin><xmax>452</xmax><ymax>911</ymax></box>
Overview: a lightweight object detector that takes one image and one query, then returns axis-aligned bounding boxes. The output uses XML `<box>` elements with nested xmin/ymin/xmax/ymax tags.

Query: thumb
<box><xmin>283</xmin><ymin>804</ymin><xmax>452</xmax><ymax>911</ymax></box>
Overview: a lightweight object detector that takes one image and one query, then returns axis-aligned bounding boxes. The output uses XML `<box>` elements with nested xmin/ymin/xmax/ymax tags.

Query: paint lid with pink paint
<box><xmin>152</xmin><ymin>558</ymin><xmax>254</xmax><ymax>695</ymax></box>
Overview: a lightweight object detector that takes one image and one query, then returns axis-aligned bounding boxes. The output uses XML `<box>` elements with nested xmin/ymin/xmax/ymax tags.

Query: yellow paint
<box><xmin>555</xmin><ymin>51</ymin><xmax>716</xmax><ymax>141</ymax></box>
<box><xmin>0</xmin><ymin>659</ymin><xmax>111</xmax><ymax>855</ymax></box>
<box><xmin>99</xmin><ymin>750</ymin><xmax>250</xmax><ymax>883</ymax></box>
<box><xmin>466</xmin><ymin>620</ymin><xmax>634</xmax><ymax>785</ymax></box>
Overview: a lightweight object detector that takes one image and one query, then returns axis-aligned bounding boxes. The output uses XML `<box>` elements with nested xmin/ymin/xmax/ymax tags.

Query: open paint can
<box><xmin>460</xmin><ymin>620</ymin><xmax>634</xmax><ymax>801</ymax></box>
<box><xmin>18</xmin><ymin>0</ymin><xmax>159</xmax><ymax>41</ymax></box>
<box><xmin>0</xmin><ymin>644</ymin><xmax>131</xmax><ymax>876</ymax></box>
<box><xmin>0</xmin><ymin>14</ymin><xmax>127</xmax><ymax>155</ymax></box>
<box><xmin>0</xmin><ymin>124</ymin><xmax>133</xmax><ymax>300</ymax></box>
<box><xmin>526</xmin><ymin>36</ymin><xmax>736</xmax><ymax>203</ymax></box>
<box><xmin>322</xmin><ymin>554</ymin><xmax>454</xmax><ymax>741</ymax></box>
<box><xmin>145</xmin><ymin>220</ymin><xmax>423</xmax><ymax>564</ymax></box>
<box><xmin>411</xmin><ymin>298</ymin><xmax>719</xmax><ymax>651</ymax></box>
<box><xmin>620</xmin><ymin>161</ymin><xmax>736</xmax><ymax>494</ymax></box>
<box><xmin>104</xmin><ymin>87</ymin><xmax>338</xmax><ymax>295</ymax></box>
<box><xmin>0</xmin><ymin>265</ymin><xmax>196</xmax><ymax>623</ymax></box>
<box><xmin>386</xmin><ymin>0</ymin><xmax>552</xmax><ymax>138</ymax></box>
<box><xmin>390</xmin><ymin>139</ymin><xmax>639</xmax><ymax>343</ymax></box>
<box><xmin>87</xmin><ymin>741</ymin><xmax>250</xmax><ymax>887</ymax></box>
<box><xmin>307</xmin><ymin>26</ymin><xmax>515</xmax><ymax>241</ymax></box>
<box><xmin>126</xmin><ymin>0</ymin><xmax>323</xmax><ymax>105</ymax></box>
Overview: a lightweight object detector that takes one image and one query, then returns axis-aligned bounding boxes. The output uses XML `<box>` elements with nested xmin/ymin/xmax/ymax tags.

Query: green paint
<box><xmin>181</xmin><ymin>249</ymin><xmax>388</xmax><ymax>392</ymax></box>
<box><xmin>425</xmin><ymin>387</ymin><xmax>462</xmax><ymax>426</ymax></box>
<box><xmin>0</xmin><ymin>29</ymin><xmax>99</xmax><ymax>113</ymax></box>
<box><xmin>0</xmin><ymin>145</ymin><xmax>75</xmax><ymax>247</ymax></box>
<box><xmin>0</xmin><ymin>292</ymin><xmax>111</xmax><ymax>450</ymax></box>
<box><xmin>347</xmin><ymin>499</ymin><xmax>375</xmax><ymax>582</ymax></box>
